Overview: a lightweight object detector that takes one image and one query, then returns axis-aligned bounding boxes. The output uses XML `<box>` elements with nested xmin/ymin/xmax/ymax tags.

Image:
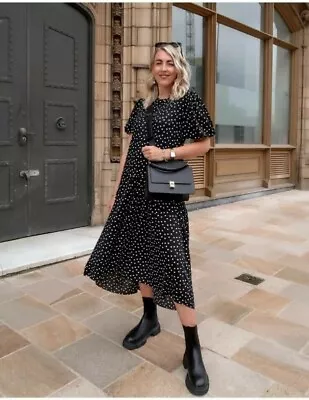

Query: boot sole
<box><xmin>183</xmin><ymin>357</ymin><xmax>209</xmax><ymax>396</ymax></box>
<box><xmin>122</xmin><ymin>324</ymin><xmax>161</xmax><ymax>350</ymax></box>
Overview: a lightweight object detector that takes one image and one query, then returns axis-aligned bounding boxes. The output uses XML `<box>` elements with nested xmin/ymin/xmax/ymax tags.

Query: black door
<box><xmin>0</xmin><ymin>4</ymin><xmax>90</xmax><ymax>242</ymax></box>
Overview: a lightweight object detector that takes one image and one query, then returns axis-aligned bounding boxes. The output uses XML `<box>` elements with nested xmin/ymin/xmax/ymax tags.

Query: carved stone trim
<box><xmin>110</xmin><ymin>3</ymin><xmax>123</xmax><ymax>163</ymax></box>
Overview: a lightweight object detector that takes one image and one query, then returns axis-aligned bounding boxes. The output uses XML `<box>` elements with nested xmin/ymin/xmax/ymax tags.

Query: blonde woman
<box><xmin>84</xmin><ymin>42</ymin><xmax>215</xmax><ymax>396</ymax></box>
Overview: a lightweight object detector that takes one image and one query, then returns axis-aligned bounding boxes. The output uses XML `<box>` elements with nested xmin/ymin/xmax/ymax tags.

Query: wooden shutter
<box><xmin>188</xmin><ymin>156</ymin><xmax>206</xmax><ymax>189</ymax></box>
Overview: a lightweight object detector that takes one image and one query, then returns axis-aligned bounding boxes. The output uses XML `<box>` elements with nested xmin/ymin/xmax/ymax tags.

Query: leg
<box><xmin>139</xmin><ymin>283</ymin><xmax>154</xmax><ymax>297</ymax></box>
<box><xmin>122</xmin><ymin>283</ymin><xmax>161</xmax><ymax>350</ymax></box>
<box><xmin>175</xmin><ymin>303</ymin><xmax>209</xmax><ymax>396</ymax></box>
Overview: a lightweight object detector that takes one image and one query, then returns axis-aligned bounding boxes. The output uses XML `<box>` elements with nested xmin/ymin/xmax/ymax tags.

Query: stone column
<box><xmin>299</xmin><ymin>25</ymin><xmax>309</xmax><ymax>190</ymax></box>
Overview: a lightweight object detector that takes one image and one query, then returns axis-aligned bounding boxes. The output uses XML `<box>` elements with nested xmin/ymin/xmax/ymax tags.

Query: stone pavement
<box><xmin>1</xmin><ymin>190</ymin><xmax>309</xmax><ymax>397</ymax></box>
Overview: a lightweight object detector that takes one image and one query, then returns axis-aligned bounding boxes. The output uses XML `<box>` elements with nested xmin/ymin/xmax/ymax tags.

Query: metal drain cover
<box><xmin>235</xmin><ymin>273</ymin><xmax>264</xmax><ymax>286</ymax></box>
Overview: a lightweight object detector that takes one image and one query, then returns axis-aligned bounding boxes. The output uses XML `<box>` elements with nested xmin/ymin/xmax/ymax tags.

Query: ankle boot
<box><xmin>182</xmin><ymin>325</ymin><xmax>209</xmax><ymax>396</ymax></box>
<box><xmin>122</xmin><ymin>297</ymin><xmax>160</xmax><ymax>350</ymax></box>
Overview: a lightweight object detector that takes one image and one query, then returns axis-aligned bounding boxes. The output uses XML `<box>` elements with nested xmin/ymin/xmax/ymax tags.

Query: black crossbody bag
<box><xmin>145</xmin><ymin>104</ymin><xmax>194</xmax><ymax>202</ymax></box>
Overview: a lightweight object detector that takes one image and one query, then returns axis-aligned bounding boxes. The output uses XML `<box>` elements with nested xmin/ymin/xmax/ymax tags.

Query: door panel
<box><xmin>0</xmin><ymin>4</ymin><xmax>28</xmax><ymax>241</ymax></box>
<box><xmin>28</xmin><ymin>4</ymin><xmax>89</xmax><ymax>235</ymax></box>
<box><xmin>0</xmin><ymin>4</ymin><xmax>90</xmax><ymax>242</ymax></box>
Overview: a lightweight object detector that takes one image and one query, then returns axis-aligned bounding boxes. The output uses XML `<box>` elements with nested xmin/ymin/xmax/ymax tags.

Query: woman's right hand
<box><xmin>107</xmin><ymin>195</ymin><xmax>115</xmax><ymax>214</ymax></box>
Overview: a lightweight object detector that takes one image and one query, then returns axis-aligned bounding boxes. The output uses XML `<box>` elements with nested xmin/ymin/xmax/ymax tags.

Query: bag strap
<box><xmin>145</xmin><ymin>103</ymin><xmax>155</xmax><ymax>145</ymax></box>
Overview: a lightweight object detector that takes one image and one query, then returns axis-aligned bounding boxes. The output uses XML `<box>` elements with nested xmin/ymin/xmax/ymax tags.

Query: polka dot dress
<box><xmin>84</xmin><ymin>89</ymin><xmax>215</xmax><ymax>310</ymax></box>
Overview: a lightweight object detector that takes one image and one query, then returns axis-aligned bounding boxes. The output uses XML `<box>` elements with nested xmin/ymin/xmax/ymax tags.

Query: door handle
<box><xmin>18</xmin><ymin>127</ymin><xmax>35</xmax><ymax>146</ymax></box>
<box><xmin>19</xmin><ymin>170</ymin><xmax>40</xmax><ymax>180</ymax></box>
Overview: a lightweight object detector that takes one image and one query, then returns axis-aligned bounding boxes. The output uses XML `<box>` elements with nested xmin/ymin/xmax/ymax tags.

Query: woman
<box><xmin>84</xmin><ymin>42</ymin><xmax>215</xmax><ymax>396</ymax></box>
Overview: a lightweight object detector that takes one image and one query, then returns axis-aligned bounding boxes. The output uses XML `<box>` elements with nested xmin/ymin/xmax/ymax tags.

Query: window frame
<box><xmin>172</xmin><ymin>2</ymin><xmax>301</xmax><ymax>149</ymax></box>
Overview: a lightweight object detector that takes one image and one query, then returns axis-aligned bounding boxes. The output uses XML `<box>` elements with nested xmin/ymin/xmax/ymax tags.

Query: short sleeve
<box><xmin>185</xmin><ymin>90</ymin><xmax>215</xmax><ymax>141</ymax></box>
<box><xmin>124</xmin><ymin>99</ymin><xmax>143</xmax><ymax>135</ymax></box>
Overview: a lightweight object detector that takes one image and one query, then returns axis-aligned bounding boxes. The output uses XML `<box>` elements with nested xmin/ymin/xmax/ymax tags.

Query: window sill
<box><xmin>215</xmin><ymin>144</ymin><xmax>269</xmax><ymax>149</ymax></box>
<box><xmin>271</xmin><ymin>145</ymin><xmax>296</xmax><ymax>149</ymax></box>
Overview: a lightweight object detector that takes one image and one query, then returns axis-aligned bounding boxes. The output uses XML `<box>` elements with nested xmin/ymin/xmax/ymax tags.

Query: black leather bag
<box><xmin>145</xmin><ymin>104</ymin><xmax>194</xmax><ymax>201</ymax></box>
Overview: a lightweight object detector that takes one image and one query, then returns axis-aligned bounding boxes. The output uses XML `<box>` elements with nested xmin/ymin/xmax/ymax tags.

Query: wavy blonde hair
<box><xmin>143</xmin><ymin>44</ymin><xmax>191</xmax><ymax>109</ymax></box>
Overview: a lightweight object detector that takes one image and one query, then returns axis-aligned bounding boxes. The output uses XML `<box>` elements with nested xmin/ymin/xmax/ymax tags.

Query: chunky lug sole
<box><xmin>183</xmin><ymin>354</ymin><xmax>209</xmax><ymax>396</ymax></box>
<box><xmin>122</xmin><ymin>323</ymin><xmax>161</xmax><ymax>350</ymax></box>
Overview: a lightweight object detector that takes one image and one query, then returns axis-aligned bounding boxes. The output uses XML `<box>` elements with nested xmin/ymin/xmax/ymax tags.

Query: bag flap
<box><xmin>148</xmin><ymin>160</ymin><xmax>188</xmax><ymax>172</ymax></box>
<box><xmin>149</xmin><ymin>164</ymin><xmax>193</xmax><ymax>185</ymax></box>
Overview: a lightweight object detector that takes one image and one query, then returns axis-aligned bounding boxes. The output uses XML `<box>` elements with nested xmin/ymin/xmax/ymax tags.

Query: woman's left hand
<box><xmin>142</xmin><ymin>145</ymin><xmax>164</xmax><ymax>161</ymax></box>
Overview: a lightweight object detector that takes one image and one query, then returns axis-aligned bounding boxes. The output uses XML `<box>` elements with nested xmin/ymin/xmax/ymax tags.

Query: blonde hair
<box><xmin>143</xmin><ymin>44</ymin><xmax>191</xmax><ymax>109</ymax></box>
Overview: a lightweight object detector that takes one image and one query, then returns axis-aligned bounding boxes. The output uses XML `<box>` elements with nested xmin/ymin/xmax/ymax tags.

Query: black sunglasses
<box><xmin>155</xmin><ymin>42</ymin><xmax>183</xmax><ymax>55</ymax></box>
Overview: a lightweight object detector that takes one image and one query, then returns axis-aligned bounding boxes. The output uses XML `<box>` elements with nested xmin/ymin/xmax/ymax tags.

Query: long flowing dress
<box><xmin>84</xmin><ymin>89</ymin><xmax>215</xmax><ymax>310</ymax></box>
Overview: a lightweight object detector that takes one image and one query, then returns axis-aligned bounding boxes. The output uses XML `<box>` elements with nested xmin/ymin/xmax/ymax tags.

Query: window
<box><xmin>273</xmin><ymin>10</ymin><xmax>291</xmax><ymax>43</ymax></box>
<box><xmin>216</xmin><ymin>3</ymin><xmax>263</xmax><ymax>31</ymax></box>
<box><xmin>215</xmin><ymin>24</ymin><xmax>263</xmax><ymax>144</ymax></box>
<box><xmin>172</xmin><ymin>7</ymin><xmax>204</xmax><ymax>98</ymax></box>
<box><xmin>271</xmin><ymin>46</ymin><xmax>291</xmax><ymax>144</ymax></box>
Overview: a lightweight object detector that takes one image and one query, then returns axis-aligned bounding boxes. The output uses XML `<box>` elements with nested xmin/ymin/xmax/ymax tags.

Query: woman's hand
<box><xmin>142</xmin><ymin>145</ymin><xmax>165</xmax><ymax>161</ymax></box>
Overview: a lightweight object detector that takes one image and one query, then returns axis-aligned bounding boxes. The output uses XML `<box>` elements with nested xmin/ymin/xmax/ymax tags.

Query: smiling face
<box><xmin>152</xmin><ymin>49</ymin><xmax>178</xmax><ymax>92</ymax></box>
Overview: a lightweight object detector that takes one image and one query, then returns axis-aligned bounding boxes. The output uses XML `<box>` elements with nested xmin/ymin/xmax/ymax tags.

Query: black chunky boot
<box><xmin>183</xmin><ymin>325</ymin><xmax>209</xmax><ymax>396</ymax></box>
<box><xmin>122</xmin><ymin>297</ymin><xmax>161</xmax><ymax>350</ymax></box>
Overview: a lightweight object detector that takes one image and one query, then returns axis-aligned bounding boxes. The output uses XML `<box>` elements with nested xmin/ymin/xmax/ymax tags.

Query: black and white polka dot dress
<box><xmin>84</xmin><ymin>89</ymin><xmax>215</xmax><ymax>310</ymax></box>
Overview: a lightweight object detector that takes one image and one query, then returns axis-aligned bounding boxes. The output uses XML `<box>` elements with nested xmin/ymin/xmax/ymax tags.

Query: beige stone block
<box><xmin>134</xmin><ymin>9</ymin><xmax>152</xmax><ymax>27</ymax></box>
<box><xmin>95</xmin><ymin>82</ymin><xmax>105</xmax><ymax>101</ymax></box>
<box><xmin>233</xmin><ymin>337</ymin><xmax>309</xmax><ymax>394</ymax></box>
<box><xmin>91</xmin><ymin>206</ymin><xmax>103</xmax><ymax>226</ymax></box>
<box><xmin>123</xmin><ymin>65</ymin><xmax>132</xmax><ymax>84</ymax></box>
<box><xmin>123</xmin><ymin>5</ymin><xmax>132</xmax><ymax>28</ymax></box>
<box><xmin>304</xmin><ymin>88</ymin><xmax>309</xmax><ymax>97</ymax></box>
<box><xmin>95</xmin><ymin>44</ymin><xmax>111</xmax><ymax>65</ymax></box>
<box><xmin>102</xmin><ymin>169</ymin><xmax>113</xmax><ymax>190</ymax></box>
<box><xmin>137</xmin><ymin>28</ymin><xmax>153</xmax><ymax>46</ymax></box>
<box><xmin>122</xmin><ymin>83</ymin><xmax>132</xmax><ymax>104</ymax></box>
<box><xmin>123</xmin><ymin>101</ymin><xmax>134</xmax><ymax>120</ymax></box>
<box><xmin>159</xmin><ymin>9</ymin><xmax>169</xmax><ymax>28</ymax></box>
<box><xmin>159</xmin><ymin>27</ymin><xmax>169</xmax><ymax>42</ymax></box>
<box><xmin>123</xmin><ymin>46</ymin><xmax>132</xmax><ymax>65</ymax></box>
<box><xmin>237</xmin><ymin>288</ymin><xmax>290</xmax><ymax>315</ymax></box>
<box><xmin>95</xmin><ymin>64</ymin><xmax>110</xmax><ymax>83</ymax></box>
<box><xmin>93</xmin><ymin>161</ymin><xmax>102</xmax><ymax>188</ymax></box>
<box><xmin>50</xmin><ymin>377</ymin><xmax>106</xmax><ymax>398</ymax></box>
<box><xmin>123</xmin><ymin>27</ymin><xmax>132</xmax><ymax>46</ymax></box>
<box><xmin>95</xmin><ymin>5</ymin><xmax>105</xmax><ymax>26</ymax></box>
<box><xmin>94</xmin><ymin>100</ymin><xmax>104</xmax><ymax>120</ymax></box>
<box><xmin>95</xmin><ymin>26</ymin><xmax>104</xmax><ymax>45</ymax></box>
<box><xmin>94</xmin><ymin>119</ymin><xmax>104</xmax><ymax>138</ymax></box>
<box><xmin>135</xmin><ymin>3</ymin><xmax>152</xmax><ymax>9</ymax></box>
<box><xmin>94</xmin><ymin>139</ymin><xmax>104</xmax><ymax>163</ymax></box>
<box><xmin>105</xmin><ymin>362</ymin><xmax>189</xmax><ymax>397</ymax></box>
<box><xmin>198</xmin><ymin>317</ymin><xmax>255</xmax><ymax>358</ymax></box>
<box><xmin>263</xmin><ymin>383</ymin><xmax>305</xmax><ymax>398</ymax></box>
<box><xmin>236</xmin><ymin>310</ymin><xmax>309</xmax><ymax>351</ymax></box>
<box><xmin>94</xmin><ymin>188</ymin><xmax>102</xmax><ymax>207</ymax></box>
<box><xmin>301</xmin><ymin>168</ymin><xmax>309</xmax><ymax>179</ymax></box>
<box><xmin>104</xmin><ymin>26</ymin><xmax>112</xmax><ymax>45</ymax></box>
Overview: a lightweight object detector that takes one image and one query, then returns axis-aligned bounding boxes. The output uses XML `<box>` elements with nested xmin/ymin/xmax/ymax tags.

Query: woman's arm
<box><xmin>166</xmin><ymin>138</ymin><xmax>211</xmax><ymax>160</ymax></box>
<box><xmin>142</xmin><ymin>138</ymin><xmax>211</xmax><ymax>162</ymax></box>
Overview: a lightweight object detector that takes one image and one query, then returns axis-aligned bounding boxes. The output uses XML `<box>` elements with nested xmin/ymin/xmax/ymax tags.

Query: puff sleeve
<box><xmin>124</xmin><ymin>99</ymin><xmax>143</xmax><ymax>135</ymax></box>
<box><xmin>185</xmin><ymin>90</ymin><xmax>215</xmax><ymax>141</ymax></box>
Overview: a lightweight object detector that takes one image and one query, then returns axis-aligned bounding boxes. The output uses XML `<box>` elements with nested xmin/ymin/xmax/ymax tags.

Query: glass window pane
<box><xmin>172</xmin><ymin>7</ymin><xmax>204</xmax><ymax>98</ymax></box>
<box><xmin>215</xmin><ymin>25</ymin><xmax>263</xmax><ymax>144</ymax></box>
<box><xmin>271</xmin><ymin>46</ymin><xmax>291</xmax><ymax>144</ymax></box>
<box><xmin>273</xmin><ymin>10</ymin><xmax>291</xmax><ymax>43</ymax></box>
<box><xmin>216</xmin><ymin>3</ymin><xmax>263</xmax><ymax>31</ymax></box>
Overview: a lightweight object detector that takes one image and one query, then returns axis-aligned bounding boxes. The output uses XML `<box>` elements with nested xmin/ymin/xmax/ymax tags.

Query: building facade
<box><xmin>1</xmin><ymin>2</ymin><xmax>309</xmax><ymax>242</ymax></box>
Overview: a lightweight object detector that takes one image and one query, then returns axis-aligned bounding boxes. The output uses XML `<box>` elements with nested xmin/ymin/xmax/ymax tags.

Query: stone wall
<box><xmin>299</xmin><ymin>25</ymin><xmax>309</xmax><ymax>190</ymax></box>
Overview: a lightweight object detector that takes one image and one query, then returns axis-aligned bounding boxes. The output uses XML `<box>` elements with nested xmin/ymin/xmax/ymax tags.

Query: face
<box><xmin>152</xmin><ymin>49</ymin><xmax>178</xmax><ymax>90</ymax></box>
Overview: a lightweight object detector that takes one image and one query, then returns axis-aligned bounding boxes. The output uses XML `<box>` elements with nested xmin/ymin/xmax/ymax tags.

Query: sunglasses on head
<box><xmin>155</xmin><ymin>42</ymin><xmax>183</xmax><ymax>55</ymax></box>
